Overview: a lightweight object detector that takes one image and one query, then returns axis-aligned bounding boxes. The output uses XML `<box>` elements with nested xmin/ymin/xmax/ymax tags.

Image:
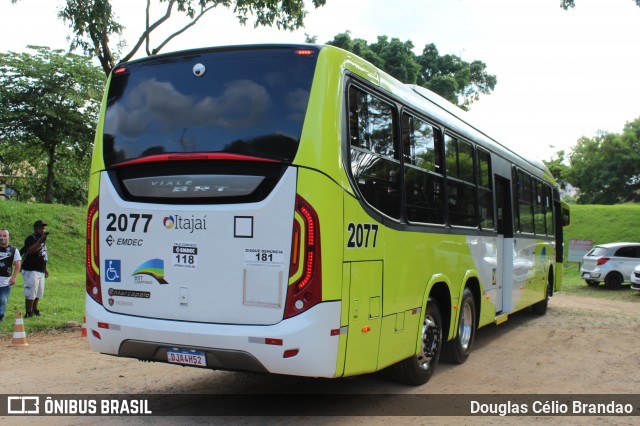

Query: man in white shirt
<box><xmin>0</xmin><ymin>228</ymin><xmax>22</xmax><ymax>323</ymax></box>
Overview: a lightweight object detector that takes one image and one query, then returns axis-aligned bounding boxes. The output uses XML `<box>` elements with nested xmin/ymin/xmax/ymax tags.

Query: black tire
<box><xmin>390</xmin><ymin>297</ymin><xmax>443</xmax><ymax>386</ymax></box>
<box><xmin>442</xmin><ymin>288</ymin><xmax>476</xmax><ymax>364</ymax></box>
<box><xmin>604</xmin><ymin>272</ymin><xmax>623</xmax><ymax>289</ymax></box>
<box><xmin>532</xmin><ymin>273</ymin><xmax>553</xmax><ymax>316</ymax></box>
<box><xmin>585</xmin><ymin>280</ymin><xmax>599</xmax><ymax>287</ymax></box>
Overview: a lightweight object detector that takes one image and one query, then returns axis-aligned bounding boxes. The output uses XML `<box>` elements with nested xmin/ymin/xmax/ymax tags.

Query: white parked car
<box><xmin>631</xmin><ymin>264</ymin><xmax>640</xmax><ymax>291</ymax></box>
<box><xmin>580</xmin><ymin>242</ymin><xmax>640</xmax><ymax>289</ymax></box>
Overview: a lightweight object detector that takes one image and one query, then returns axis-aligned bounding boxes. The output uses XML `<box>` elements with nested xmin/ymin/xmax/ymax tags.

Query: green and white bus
<box><xmin>86</xmin><ymin>44</ymin><xmax>568</xmax><ymax>385</ymax></box>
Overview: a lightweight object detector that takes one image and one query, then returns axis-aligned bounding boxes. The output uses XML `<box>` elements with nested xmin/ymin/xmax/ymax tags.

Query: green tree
<box><xmin>417</xmin><ymin>43</ymin><xmax>496</xmax><ymax>109</ymax></box>
<box><xmin>543</xmin><ymin>149</ymin><xmax>570</xmax><ymax>190</ymax></box>
<box><xmin>327</xmin><ymin>32</ymin><xmax>497</xmax><ymax>110</ymax></box>
<box><xmin>11</xmin><ymin>0</ymin><xmax>327</xmax><ymax>76</ymax></box>
<box><xmin>561</xmin><ymin>0</ymin><xmax>640</xmax><ymax>10</ymax></box>
<box><xmin>566</xmin><ymin>119</ymin><xmax>640</xmax><ymax>204</ymax></box>
<box><xmin>0</xmin><ymin>46</ymin><xmax>104</xmax><ymax>205</ymax></box>
<box><xmin>369</xmin><ymin>36</ymin><xmax>421</xmax><ymax>85</ymax></box>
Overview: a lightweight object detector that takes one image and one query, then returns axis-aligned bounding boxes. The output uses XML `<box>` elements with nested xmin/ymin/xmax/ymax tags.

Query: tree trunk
<box><xmin>44</xmin><ymin>143</ymin><xmax>57</xmax><ymax>204</ymax></box>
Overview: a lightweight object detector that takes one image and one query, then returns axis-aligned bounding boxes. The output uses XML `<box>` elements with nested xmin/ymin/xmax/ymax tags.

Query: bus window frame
<box><xmin>345</xmin><ymin>79</ymin><xmax>403</xmax><ymax>222</ymax></box>
<box><xmin>443</xmin><ymin>131</ymin><xmax>479</xmax><ymax>229</ymax></box>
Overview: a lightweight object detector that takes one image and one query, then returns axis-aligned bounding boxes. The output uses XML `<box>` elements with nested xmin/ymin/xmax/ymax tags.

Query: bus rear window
<box><xmin>103</xmin><ymin>47</ymin><xmax>318</xmax><ymax>168</ymax></box>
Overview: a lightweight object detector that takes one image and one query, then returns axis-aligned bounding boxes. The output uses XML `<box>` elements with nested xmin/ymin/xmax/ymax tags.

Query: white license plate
<box><xmin>581</xmin><ymin>272</ymin><xmax>589</xmax><ymax>278</ymax></box>
<box><xmin>167</xmin><ymin>349</ymin><xmax>207</xmax><ymax>367</ymax></box>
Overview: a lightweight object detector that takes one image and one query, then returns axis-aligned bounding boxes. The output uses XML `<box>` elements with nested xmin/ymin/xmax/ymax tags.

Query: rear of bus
<box><xmin>85</xmin><ymin>45</ymin><xmax>343</xmax><ymax>377</ymax></box>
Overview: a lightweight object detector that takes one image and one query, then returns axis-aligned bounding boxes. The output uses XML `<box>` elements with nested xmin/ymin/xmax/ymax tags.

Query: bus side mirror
<box><xmin>561</xmin><ymin>203</ymin><xmax>570</xmax><ymax>226</ymax></box>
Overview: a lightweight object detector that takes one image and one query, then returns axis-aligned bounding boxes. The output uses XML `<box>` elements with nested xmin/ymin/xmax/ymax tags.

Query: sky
<box><xmin>1</xmin><ymin>0</ymin><xmax>639</xmax><ymax>161</ymax></box>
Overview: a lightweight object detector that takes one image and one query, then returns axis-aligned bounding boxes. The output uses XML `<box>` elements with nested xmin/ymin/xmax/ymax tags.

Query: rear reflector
<box><xmin>330</xmin><ymin>327</ymin><xmax>347</xmax><ymax>336</ymax></box>
<box><xmin>283</xmin><ymin>349</ymin><xmax>299</xmax><ymax>358</ymax></box>
<box><xmin>97</xmin><ymin>322</ymin><xmax>121</xmax><ymax>330</ymax></box>
<box><xmin>248</xmin><ymin>337</ymin><xmax>283</xmax><ymax>346</ymax></box>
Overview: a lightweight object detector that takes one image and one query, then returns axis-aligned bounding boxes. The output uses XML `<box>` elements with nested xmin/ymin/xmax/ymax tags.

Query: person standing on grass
<box><xmin>0</xmin><ymin>228</ymin><xmax>21</xmax><ymax>323</ymax></box>
<box><xmin>21</xmin><ymin>220</ymin><xmax>48</xmax><ymax>318</ymax></box>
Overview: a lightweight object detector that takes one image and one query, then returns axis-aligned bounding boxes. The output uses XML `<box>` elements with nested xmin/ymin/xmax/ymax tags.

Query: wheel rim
<box><xmin>458</xmin><ymin>302</ymin><xmax>473</xmax><ymax>351</ymax></box>
<box><xmin>417</xmin><ymin>314</ymin><xmax>440</xmax><ymax>371</ymax></box>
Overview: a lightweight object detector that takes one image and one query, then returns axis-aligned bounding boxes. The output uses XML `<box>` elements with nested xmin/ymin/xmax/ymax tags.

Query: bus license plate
<box><xmin>167</xmin><ymin>349</ymin><xmax>207</xmax><ymax>367</ymax></box>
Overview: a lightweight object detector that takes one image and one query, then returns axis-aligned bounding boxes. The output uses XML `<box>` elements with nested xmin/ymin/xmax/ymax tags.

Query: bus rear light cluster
<box><xmin>284</xmin><ymin>195</ymin><xmax>322</xmax><ymax>319</ymax></box>
<box><xmin>86</xmin><ymin>197</ymin><xmax>102</xmax><ymax>305</ymax></box>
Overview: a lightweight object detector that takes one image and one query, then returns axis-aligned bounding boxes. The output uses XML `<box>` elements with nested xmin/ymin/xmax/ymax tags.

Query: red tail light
<box><xmin>597</xmin><ymin>257</ymin><xmax>610</xmax><ymax>266</ymax></box>
<box><xmin>284</xmin><ymin>195</ymin><xmax>322</xmax><ymax>319</ymax></box>
<box><xmin>86</xmin><ymin>197</ymin><xmax>102</xmax><ymax>304</ymax></box>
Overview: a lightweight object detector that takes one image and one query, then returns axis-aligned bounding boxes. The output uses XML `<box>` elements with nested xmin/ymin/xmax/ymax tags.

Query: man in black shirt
<box><xmin>22</xmin><ymin>220</ymin><xmax>49</xmax><ymax>317</ymax></box>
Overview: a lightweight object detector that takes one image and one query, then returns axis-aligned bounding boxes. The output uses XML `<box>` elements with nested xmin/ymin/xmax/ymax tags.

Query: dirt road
<box><xmin>2</xmin><ymin>293</ymin><xmax>639</xmax><ymax>424</ymax></box>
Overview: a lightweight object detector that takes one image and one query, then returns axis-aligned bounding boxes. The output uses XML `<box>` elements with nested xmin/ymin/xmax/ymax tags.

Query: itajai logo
<box><xmin>162</xmin><ymin>214</ymin><xmax>207</xmax><ymax>234</ymax></box>
<box><xmin>163</xmin><ymin>215</ymin><xmax>175</xmax><ymax>229</ymax></box>
<box><xmin>132</xmin><ymin>258</ymin><xmax>168</xmax><ymax>284</ymax></box>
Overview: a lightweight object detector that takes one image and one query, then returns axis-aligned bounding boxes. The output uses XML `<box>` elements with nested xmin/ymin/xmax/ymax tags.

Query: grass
<box><xmin>564</xmin><ymin>203</ymin><xmax>640</xmax><ymax>246</ymax></box>
<box><xmin>1</xmin><ymin>201</ymin><xmax>639</xmax><ymax>336</ymax></box>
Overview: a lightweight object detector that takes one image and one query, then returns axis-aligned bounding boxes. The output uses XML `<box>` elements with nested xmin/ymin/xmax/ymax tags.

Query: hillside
<box><xmin>0</xmin><ymin>201</ymin><xmax>85</xmax><ymax>274</ymax></box>
<box><xmin>564</xmin><ymin>203</ymin><xmax>640</xmax><ymax>248</ymax></box>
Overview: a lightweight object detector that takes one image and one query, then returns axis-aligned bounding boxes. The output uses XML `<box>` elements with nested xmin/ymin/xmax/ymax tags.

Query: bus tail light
<box><xmin>86</xmin><ymin>197</ymin><xmax>102</xmax><ymax>305</ymax></box>
<box><xmin>284</xmin><ymin>195</ymin><xmax>322</xmax><ymax>319</ymax></box>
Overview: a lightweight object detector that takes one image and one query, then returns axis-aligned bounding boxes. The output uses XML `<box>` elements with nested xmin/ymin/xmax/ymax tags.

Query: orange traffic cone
<box><xmin>10</xmin><ymin>311</ymin><xmax>28</xmax><ymax>347</ymax></box>
<box><xmin>81</xmin><ymin>315</ymin><xmax>87</xmax><ymax>337</ymax></box>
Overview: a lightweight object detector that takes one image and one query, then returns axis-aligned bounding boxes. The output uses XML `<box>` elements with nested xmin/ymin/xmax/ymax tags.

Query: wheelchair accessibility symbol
<box><xmin>105</xmin><ymin>259</ymin><xmax>121</xmax><ymax>282</ymax></box>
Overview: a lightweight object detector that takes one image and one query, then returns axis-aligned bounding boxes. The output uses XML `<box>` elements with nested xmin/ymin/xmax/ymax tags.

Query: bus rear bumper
<box><xmin>85</xmin><ymin>295</ymin><xmax>341</xmax><ymax>378</ymax></box>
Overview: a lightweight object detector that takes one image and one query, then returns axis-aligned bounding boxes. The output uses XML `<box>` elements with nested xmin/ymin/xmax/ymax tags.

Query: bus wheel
<box><xmin>443</xmin><ymin>288</ymin><xmax>476</xmax><ymax>364</ymax></box>
<box><xmin>532</xmin><ymin>275</ymin><xmax>552</xmax><ymax>316</ymax></box>
<box><xmin>390</xmin><ymin>297</ymin><xmax>442</xmax><ymax>386</ymax></box>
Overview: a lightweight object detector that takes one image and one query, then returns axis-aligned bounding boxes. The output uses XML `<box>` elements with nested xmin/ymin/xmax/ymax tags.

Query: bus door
<box><xmin>343</xmin><ymin>260</ymin><xmax>383</xmax><ymax>376</ymax></box>
<box><xmin>494</xmin><ymin>175</ymin><xmax>514</xmax><ymax>313</ymax></box>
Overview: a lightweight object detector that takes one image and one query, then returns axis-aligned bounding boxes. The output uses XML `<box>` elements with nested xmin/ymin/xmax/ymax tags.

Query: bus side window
<box><xmin>348</xmin><ymin>86</ymin><xmax>401</xmax><ymax>219</ymax></box>
<box><xmin>534</xmin><ymin>179</ymin><xmax>546</xmax><ymax>235</ymax></box>
<box><xmin>545</xmin><ymin>185</ymin><xmax>554</xmax><ymax>236</ymax></box>
<box><xmin>445</xmin><ymin>134</ymin><xmax>478</xmax><ymax>227</ymax></box>
<box><xmin>515</xmin><ymin>169</ymin><xmax>534</xmax><ymax>233</ymax></box>
<box><xmin>477</xmin><ymin>148</ymin><xmax>494</xmax><ymax>230</ymax></box>
<box><xmin>402</xmin><ymin>113</ymin><xmax>445</xmax><ymax>224</ymax></box>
